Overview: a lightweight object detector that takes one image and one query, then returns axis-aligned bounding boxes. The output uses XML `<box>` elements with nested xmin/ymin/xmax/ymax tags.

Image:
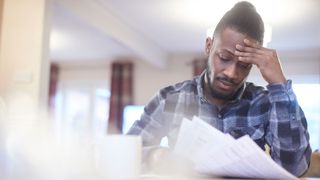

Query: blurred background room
<box><xmin>0</xmin><ymin>0</ymin><xmax>319</xmax><ymax>179</ymax></box>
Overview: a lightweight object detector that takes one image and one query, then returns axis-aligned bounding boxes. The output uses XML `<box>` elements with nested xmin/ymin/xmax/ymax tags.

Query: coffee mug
<box><xmin>94</xmin><ymin>135</ymin><xmax>142</xmax><ymax>179</ymax></box>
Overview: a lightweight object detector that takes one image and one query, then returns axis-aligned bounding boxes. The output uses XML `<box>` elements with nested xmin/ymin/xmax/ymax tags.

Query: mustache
<box><xmin>216</xmin><ymin>76</ymin><xmax>237</xmax><ymax>86</ymax></box>
<box><xmin>206</xmin><ymin>69</ymin><xmax>238</xmax><ymax>87</ymax></box>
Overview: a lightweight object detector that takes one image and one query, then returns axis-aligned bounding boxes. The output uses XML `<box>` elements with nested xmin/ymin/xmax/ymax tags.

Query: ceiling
<box><xmin>50</xmin><ymin>0</ymin><xmax>320</xmax><ymax>68</ymax></box>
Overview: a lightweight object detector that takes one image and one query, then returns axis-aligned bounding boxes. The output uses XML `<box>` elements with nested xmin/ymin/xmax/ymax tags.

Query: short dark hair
<box><xmin>213</xmin><ymin>1</ymin><xmax>264</xmax><ymax>44</ymax></box>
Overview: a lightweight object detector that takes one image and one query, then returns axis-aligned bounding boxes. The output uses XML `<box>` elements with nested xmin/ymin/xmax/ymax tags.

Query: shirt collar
<box><xmin>196</xmin><ymin>70</ymin><xmax>207</xmax><ymax>101</ymax></box>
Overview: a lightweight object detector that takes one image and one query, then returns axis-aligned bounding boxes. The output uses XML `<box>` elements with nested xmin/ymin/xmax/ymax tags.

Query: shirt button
<box><xmin>218</xmin><ymin>114</ymin><xmax>222</xmax><ymax>118</ymax></box>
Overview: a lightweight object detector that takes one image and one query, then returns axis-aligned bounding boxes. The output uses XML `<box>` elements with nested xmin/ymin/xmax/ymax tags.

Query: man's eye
<box><xmin>220</xmin><ymin>57</ymin><xmax>229</xmax><ymax>62</ymax></box>
<box><xmin>238</xmin><ymin>63</ymin><xmax>251</xmax><ymax>69</ymax></box>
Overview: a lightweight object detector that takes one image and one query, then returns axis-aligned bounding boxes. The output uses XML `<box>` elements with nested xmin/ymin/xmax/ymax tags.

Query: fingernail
<box><xmin>244</xmin><ymin>39</ymin><xmax>249</xmax><ymax>43</ymax></box>
<box><xmin>236</xmin><ymin>44</ymin><xmax>241</xmax><ymax>49</ymax></box>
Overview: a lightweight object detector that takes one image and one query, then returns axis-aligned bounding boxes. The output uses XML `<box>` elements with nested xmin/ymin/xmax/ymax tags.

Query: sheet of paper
<box><xmin>195</xmin><ymin>135</ymin><xmax>298</xmax><ymax>179</ymax></box>
<box><xmin>173</xmin><ymin>118</ymin><xmax>193</xmax><ymax>158</ymax></box>
<box><xmin>173</xmin><ymin>116</ymin><xmax>298</xmax><ymax>180</ymax></box>
<box><xmin>173</xmin><ymin>116</ymin><xmax>234</xmax><ymax>161</ymax></box>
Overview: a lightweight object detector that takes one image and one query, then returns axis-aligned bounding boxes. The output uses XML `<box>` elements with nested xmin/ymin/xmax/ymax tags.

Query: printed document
<box><xmin>173</xmin><ymin>116</ymin><xmax>298</xmax><ymax>180</ymax></box>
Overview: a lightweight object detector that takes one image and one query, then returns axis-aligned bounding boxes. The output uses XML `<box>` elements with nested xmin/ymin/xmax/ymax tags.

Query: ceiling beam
<box><xmin>54</xmin><ymin>0</ymin><xmax>168</xmax><ymax>68</ymax></box>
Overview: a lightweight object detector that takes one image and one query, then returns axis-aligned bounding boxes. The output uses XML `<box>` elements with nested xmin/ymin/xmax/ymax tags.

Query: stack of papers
<box><xmin>173</xmin><ymin>116</ymin><xmax>298</xmax><ymax>179</ymax></box>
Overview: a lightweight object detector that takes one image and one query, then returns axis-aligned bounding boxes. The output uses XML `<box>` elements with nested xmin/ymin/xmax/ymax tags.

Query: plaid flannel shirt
<box><xmin>128</xmin><ymin>71</ymin><xmax>311</xmax><ymax>176</ymax></box>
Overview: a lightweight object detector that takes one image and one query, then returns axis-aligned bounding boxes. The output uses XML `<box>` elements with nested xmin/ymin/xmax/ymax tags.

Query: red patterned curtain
<box><xmin>108</xmin><ymin>61</ymin><xmax>133</xmax><ymax>134</ymax></box>
<box><xmin>192</xmin><ymin>58</ymin><xmax>207</xmax><ymax>76</ymax></box>
<box><xmin>48</xmin><ymin>63</ymin><xmax>59</xmax><ymax>114</ymax></box>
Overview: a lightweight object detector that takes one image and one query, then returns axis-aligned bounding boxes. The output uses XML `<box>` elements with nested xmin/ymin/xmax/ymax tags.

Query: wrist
<box><xmin>267</xmin><ymin>80</ymin><xmax>294</xmax><ymax>103</ymax></box>
<box><xmin>267</xmin><ymin>76</ymin><xmax>286</xmax><ymax>85</ymax></box>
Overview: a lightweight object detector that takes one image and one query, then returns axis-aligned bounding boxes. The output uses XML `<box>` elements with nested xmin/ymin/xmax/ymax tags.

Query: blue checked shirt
<box><xmin>128</xmin><ymin>71</ymin><xmax>311</xmax><ymax>176</ymax></box>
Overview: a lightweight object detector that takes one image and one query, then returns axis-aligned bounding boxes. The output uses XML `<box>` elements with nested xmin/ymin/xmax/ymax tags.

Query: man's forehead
<box><xmin>214</xmin><ymin>28</ymin><xmax>253</xmax><ymax>54</ymax></box>
<box><xmin>220</xmin><ymin>28</ymin><xmax>248</xmax><ymax>45</ymax></box>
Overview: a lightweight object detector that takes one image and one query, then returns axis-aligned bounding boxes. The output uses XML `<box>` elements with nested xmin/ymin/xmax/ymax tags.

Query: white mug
<box><xmin>94</xmin><ymin>135</ymin><xmax>142</xmax><ymax>179</ymax></box>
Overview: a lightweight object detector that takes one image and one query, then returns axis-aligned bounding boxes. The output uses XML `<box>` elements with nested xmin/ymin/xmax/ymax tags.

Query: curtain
<box><xmin>192</xmin><ymin>58</ymin><xmax>207</xmax><ymax>76</ymax></box>
<box><xmin>108</xmin><ymin>61</ymin><xmax>133</xmax><ymax>134</ymax></box>
<box><xmin>48</xmin><ymin>63</ymin><xmax>59</xmax><ymax>115</ymax></box>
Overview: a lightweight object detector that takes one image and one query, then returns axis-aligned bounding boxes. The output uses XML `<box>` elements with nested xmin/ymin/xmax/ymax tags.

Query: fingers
<box><xmin>235</xmin><ymin>46</ymin><xmax>264</xmax><ymax>56</ymax></box>
<box><xmin>238</xmin><ymin>54</ymin><xmax>263</xmax><ymax>68</ymax></box>
<box><xmin>234</xmin><ymin>45</ymin><xmax>260</xmax><ymax>65</ymax></box>
<box><xmin>234</xmin><ymin>39</ymin><xmax>268</xmax><ymax>65</ymax></box>
<box><xmin>235</xmin><ymin>39</ymin><xmax>286</xmax><ymax>84</ymax></box>
<box><xmin>243</xmin><ymin>39</ymin><xmax>261</xmax><ymax>49</ymax></box>
<box><xmin>235</xmin><ymin>41</ymin><xmax>264</xmax><ymax>55</ymax></box>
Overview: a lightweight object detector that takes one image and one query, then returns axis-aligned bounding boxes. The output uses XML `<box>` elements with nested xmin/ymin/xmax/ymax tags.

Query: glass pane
<box><xmin>64</xmin><ymin>89</ymin><xmax>91</xmax><ymax>133</ymax></box>
<box><xmin>293</xmin><ymin>84</ymin><xmax>320</xmax><ymax>151</ymax></box>
<box><xmin>93</xmin><ymin>88</ymin><xmax>110</xmax><ymax>137</ymax></box>
<box><xmin>122</xmin><ymin>105</ymin><xmax>144</xmax><ymax>134</ymax></box>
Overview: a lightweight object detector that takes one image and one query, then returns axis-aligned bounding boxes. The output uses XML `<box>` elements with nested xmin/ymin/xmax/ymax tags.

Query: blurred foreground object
<box><xmin>0</xmin><ymin>96</ymin><xmax>5</xmax><ymax>119</ymax></box>
<box><xmin>94</xmin><ymin>135</ymin><xmax>141</xmax><ymax>179</ymax></box>
<box><xmin>145</xmin><ymin>147</ymin><xmax>194</xmax><ymax>176</ymax></box>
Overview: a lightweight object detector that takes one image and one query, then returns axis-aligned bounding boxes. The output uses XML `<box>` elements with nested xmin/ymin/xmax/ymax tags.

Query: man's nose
<box><xmin>223</xmin><ymin>63</ymin><xmax>237</xmax><ymax>79</ymax></box>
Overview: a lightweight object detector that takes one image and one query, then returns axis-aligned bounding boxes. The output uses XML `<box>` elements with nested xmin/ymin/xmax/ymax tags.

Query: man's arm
<box><xmin>127</xmin><ymin>91</ymin><xmax>191</xmax><ymax>174</ymax></box>
<box><xmin>235</xmin><ymin>39</ymin><xmax>311</xmax><ymax>176</ymax></box>
<box><xmin>266</xmin><ymin>81</ymin><xmax>311</xmax><ymax>176</ymax></box>
<box><xmin>127</xmin><ymin>92</ymin><xmax>168</xmax><ymax>146</ymax></box>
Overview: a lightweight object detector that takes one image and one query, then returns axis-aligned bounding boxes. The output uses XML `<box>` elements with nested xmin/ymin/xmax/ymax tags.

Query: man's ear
<box><xmin>205</xmin><ymin>37</ymin><xmax>214</xmax><ymax>56</ymax></box>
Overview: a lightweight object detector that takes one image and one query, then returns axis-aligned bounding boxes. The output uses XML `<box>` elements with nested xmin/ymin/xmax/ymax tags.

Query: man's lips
<box><xmin>217</xmin><ymin>79</ymin><xmax>235</xmax><ymax>91</ymax></box>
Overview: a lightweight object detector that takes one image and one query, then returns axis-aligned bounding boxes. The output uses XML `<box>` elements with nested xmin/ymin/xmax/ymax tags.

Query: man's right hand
<box><xmin>146</xmin><ymin>147</ymin><xmax>194</xmax><ymax>175</ymax></box>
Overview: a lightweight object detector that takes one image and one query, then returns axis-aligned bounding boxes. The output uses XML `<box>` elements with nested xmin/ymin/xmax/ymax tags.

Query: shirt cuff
<box><xmin>266</xmin><ymin>80</ymin><xmax>295</xmax><ymax>103</ymax></box>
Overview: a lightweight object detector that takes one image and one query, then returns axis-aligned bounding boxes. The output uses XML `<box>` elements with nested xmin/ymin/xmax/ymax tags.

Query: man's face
<box><xmin>205</xmin><ymin>27</ymin><xmax>253</xmax><ymax>100</ymax></box>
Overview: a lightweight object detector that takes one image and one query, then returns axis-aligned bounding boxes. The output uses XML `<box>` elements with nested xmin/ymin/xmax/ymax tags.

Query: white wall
<box><xmin>0</xmin><ymin>0</ymin><xmax>50</xmax><ymax>120</ymax></box>
<box><xmin>58</xmin><ymin>62</ymin><xmax>111</xmax><ymax>87</ymax></box>
<box><xmin>134</xmin><ymin>54</ymin><xmax>194</xmax><ymax>105</ymax></box>
<box><xmin>0</xmin><ymin>0</ymin><xmax>3</xmax><ymax>40</ymax></box>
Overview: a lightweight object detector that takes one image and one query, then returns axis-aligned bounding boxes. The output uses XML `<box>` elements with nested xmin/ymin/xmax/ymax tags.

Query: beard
<box><xmin>210</xmin><ymin>84</ymin><xmax>235</xmax><ymax>100</ymax></box>
<box><xmin>206</xmin><ymin>69</ymin><xmax>242</xmax><ymax>101</ymax></box>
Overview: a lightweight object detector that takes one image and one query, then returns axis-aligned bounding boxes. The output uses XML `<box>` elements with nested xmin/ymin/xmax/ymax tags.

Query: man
<box><xmin>128</xmin><ymin>1</ymin><xmax>311</xmax><ymax>177</ymax></box>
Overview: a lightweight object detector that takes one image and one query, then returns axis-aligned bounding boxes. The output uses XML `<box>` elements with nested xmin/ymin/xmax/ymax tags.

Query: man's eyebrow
<box><xmin>219</xmin><ymin>49</ymin><xmax>235</xmax><ymax>56</ymax></box>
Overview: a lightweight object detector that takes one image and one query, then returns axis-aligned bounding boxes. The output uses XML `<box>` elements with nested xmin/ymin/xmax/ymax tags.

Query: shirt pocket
<box><xmin>227</xmin><ymin>116</ymin><xmax>266</xmax><ymax>138</ymax></box>
<box><xmin>227</xmin><ymin>125</ymin><xmax>265</xmax><ymax>151</ymax></box>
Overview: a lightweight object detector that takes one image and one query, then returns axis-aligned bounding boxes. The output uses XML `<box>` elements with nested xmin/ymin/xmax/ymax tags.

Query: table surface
<box><xmin>139</xmin><ymin>174</ymin><xmax>320</xmax><ymax>180</ymax></box>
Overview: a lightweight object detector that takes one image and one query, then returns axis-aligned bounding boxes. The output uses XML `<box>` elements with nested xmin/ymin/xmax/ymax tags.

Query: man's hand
<box><xmin>235</xmin><ymin>39</ymin><xmax>286</xmax><ymax>84</ymax></box>
<box><xmin>146</xmin><ymin>147</ymin><xmax>194</xmax><ymax>175</ymax></box>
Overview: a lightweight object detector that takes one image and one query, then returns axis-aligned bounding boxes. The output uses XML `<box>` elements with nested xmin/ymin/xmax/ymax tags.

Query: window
<box><xmin>122</xmin><ymin>105</ymin><xmax>144</xmax><ymax>134</ymax></box>
<box><xmin>54</xmin><ymin>81</ymin><xmax>110</xmax><ymax>139</ymax></box>
<box><xmin>293</xmin><ymin>84</ymin><xmax>320</xmax><ymax>151</ymax></box>
<box><xmin>123</xmin><ymin>105</ymin><xmax>168</xmax><ymax>147</ymax></box>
